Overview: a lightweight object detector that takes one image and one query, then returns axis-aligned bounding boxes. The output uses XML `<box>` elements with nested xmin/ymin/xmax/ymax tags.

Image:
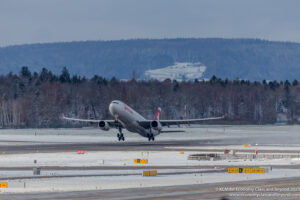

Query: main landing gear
<box><xmin>117</xmin><ymin>126</ymin><xmax>125</xmax><ymax>141</ymax></box>
<box><xmin>117</xmin><ymin>133</ymin><xmax>125</xmax><ymax>141</ymax></box>
<box><xmin>147</xmin><ymin>134</ymin><xmax>155</xmax><ymax>141</ymax></box>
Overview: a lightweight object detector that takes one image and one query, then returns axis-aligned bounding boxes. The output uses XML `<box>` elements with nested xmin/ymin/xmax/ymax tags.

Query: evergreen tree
<box><xmin>20</xmin><ymin>66</ymin><xmax>32</xmax><ymax>78</ymax></box>
<box><xmin>59</xmin><ymin>67</ymin><xmax>71</xmax><ymax>83</ymax></box>
<box><xmin>292</xmin><ymin>80</ymin><xmax>298</xmax><ymax>86</ymax></box>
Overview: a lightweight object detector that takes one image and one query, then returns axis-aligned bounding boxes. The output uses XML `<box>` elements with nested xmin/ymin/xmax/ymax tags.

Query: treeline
<box><xmin>0</xmin><ymin>67</ymin><xmax>298</xmax><ymax>128</ymax></box>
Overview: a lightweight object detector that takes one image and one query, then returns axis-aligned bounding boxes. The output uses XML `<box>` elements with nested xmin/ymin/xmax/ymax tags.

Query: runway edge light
<box><xmin>77</xmin><ymin>150</ymin><xmax>85</xmax><ymax>154</ymax></box>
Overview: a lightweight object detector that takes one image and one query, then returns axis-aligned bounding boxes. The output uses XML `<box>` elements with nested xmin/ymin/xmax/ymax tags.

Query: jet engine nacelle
<box><xmin>151</xmin><ymin>120</ymin><xmax>162</xmax><ymax>131</ymax></box>
<box><xmin>98</xmin><ymin>121</ymin><xmax>110</xmax><ymax>131</ymax></box>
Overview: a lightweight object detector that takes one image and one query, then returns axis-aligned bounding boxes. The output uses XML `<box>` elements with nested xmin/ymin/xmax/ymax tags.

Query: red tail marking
<box><xmin>154</xmin><ymin>107</ymin><xmax>161</xmax><ymax>120</ymax></box>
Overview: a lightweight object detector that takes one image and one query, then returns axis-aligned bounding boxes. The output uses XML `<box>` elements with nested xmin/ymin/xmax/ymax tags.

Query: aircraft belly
<box><xmin>126</xmin><ymin>122</ymin><xmax>148</xmax><ymax>137</ymax></box>
<box><xmin>117</xmin><ymin>108</ymin><xmax>160</xmax><ymax>138</ymax></box>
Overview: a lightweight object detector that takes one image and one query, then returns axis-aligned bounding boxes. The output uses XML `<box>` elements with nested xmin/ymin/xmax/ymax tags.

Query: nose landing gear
<box><xmin>117</xmin><ymin>126</ymin><xmax>125</xmax><ymax>141</ymax></box>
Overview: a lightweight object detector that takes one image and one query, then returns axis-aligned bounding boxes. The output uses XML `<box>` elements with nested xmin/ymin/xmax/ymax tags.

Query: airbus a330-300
<box><xmin>63</xmin><ymin>100</ymin><xmax>225</xmax><ymax>141</ymax></box>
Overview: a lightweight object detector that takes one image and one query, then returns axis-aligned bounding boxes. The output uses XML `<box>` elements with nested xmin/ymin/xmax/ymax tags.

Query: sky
<box><xmin>1</xmin><ymin>0</ymin><xmax>300</xmax><ymax>46</ymax></box>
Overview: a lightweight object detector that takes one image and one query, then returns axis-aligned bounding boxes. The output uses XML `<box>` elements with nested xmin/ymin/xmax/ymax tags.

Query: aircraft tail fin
<box><xmin>154</xmin><ymin>107</ymin><xmax>161</xmax><ymax>120</ymax></box>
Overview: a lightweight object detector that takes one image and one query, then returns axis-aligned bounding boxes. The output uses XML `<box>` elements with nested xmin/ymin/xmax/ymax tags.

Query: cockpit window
<box><xmin>112</xmin><ymin>101</ymin><xmax>119</xmax><ymax>104</ymax></box>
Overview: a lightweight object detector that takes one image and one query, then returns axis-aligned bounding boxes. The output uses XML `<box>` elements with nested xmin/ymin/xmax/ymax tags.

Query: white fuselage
<box><xmin>109</xmin><ymin>100</ymin><xmax>159</xmax><ymax>137</ymax></box>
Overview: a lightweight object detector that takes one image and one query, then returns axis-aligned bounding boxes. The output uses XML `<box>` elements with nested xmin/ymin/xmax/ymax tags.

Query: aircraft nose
<box><xmin>109</xmin><ymin>101</ymin><xmax>121</xmax><ymax>118</ymax></box>
<box><xmin>109</xmin><ymin>102</ymin><xmax>115</xmax><ymax>115</ymax></box>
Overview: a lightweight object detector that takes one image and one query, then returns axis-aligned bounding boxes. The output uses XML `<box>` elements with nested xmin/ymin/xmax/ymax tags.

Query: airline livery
<box><xmin>63</xmin><ymin>100</ymin><xmax>225</xmax><ymax>141</ymax></box>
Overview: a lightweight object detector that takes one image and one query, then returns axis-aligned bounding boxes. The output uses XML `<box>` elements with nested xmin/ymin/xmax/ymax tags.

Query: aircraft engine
<box><xmin>98</xmin><ymin>121</ymin><xmax>110</xmax><ymax>131</ymax></box>
<box><xmin>151</xmin><ymin>120</ymin><xmax>162</xmax><ymax>131</ymax></box>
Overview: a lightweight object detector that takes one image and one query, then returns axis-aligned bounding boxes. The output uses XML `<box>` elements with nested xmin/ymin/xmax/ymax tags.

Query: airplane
<box><xmin>62</xmin><ymin>100</ymin><xmax>226</xmax><ymax>141</ymax></box>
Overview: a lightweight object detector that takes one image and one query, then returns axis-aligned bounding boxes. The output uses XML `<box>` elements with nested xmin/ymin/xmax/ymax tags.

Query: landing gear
<box><xmin>117</xmin><ymin>126</ymin><xmax>125</xmax><ymax>141</ymax></box>
<box><xmin>148</xmin><ymin>128</ymin><xmax>155</xmax><ymax>141</ymax></box>
<box><xmin>147</xmin><ymin>134</ymin><xmax>155</xmax><ymax>141</ymax></box>
<box><xmin>117</xmin><ymin>133</ymin><xmax>125</xmax><ymax>141</ymax></box>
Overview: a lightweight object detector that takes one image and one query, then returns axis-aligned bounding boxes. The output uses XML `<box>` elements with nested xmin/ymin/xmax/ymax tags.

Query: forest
<box><xmin>0</xmin><ymin>66</ymin><xmax>298</xmax><ymax>128</ymax></box>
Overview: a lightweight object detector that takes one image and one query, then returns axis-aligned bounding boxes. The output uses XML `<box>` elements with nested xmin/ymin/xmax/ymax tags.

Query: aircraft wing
<box><xmin>159</xmin><ymin>115</ymin><xmax>226</xmax><ymax>126</ymax></box>
<box><xmin>138</xmin><ymin>115</ymin><xmax>226</xmax><ymax>128</ymax></box>
<box><xmin>62</xmin><ymin>115</ymin><xmax>121</xmax><ymax>127</ymax></box>
<box><xmin>160</xmin><ymin>130</ymin><xmax>185</xmax><ymax>133</ymax></box>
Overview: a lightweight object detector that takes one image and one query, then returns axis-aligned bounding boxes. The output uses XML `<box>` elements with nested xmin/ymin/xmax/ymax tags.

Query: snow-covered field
<box><xmin>1</xmin><ymin>125</ymin><xmax>300</xmax><ymax>193</ymax></box>
<box><xmin>1</xmin><ymin>124</ymin><xmax>300</xmax><ymax>145</ymax></box>
<box><xmin>0</xmin><ymin>151</ymin><xmax>196</xmax><ymax>167</ymax></box>
<box><xmin>2</xmin><ymin>169</ymin><xmax>300</xmax><ymax>193</ymax></box>
<box><xmin>144</xmin><ymin>62</ymin><xmax>206</xmax><ymax>81</ymax></box>
<box><xmin>0</xmin><ymin>150</ymin><xmax>299</xmax><ymax>169</ymax></box>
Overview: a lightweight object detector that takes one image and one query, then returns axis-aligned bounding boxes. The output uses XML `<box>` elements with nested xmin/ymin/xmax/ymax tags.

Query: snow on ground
<box><xmin>0</xmin><ymin>169</ymin><xmax>208</xmax><ymax>179</ymax></box>
<box><xmin>2</xmin><ymin>125</ymin><xmax>300</xmax><ymax>193</ymax></box>
<box><xmin>0</xmin><ymin>151</ymin><xmax>199</xmax><ymax>167</ymax></box>
<box><xmin>0</xmin><ymin>150</ymin><xmax>299</xmax><ymax>169</ymax></box>
<box><xmin>144</xmin><ymin>62</ymin><xmax>206</xmax><ymax>81</ymax></box>
<box><xmin>168</xmin><ymin>145</ymin><xmax>300</xmax><ymax>151</ymax></box>
<box><xmin>2</xmin><ymin>169</ymin><xmax>300</xmax><ymax>193</ymax></box>
<box><xmin>0</xmin><ymin>126</ymin><xmax>234</xmax><ymax>145</ymax></box>
<box><xmin>2</xmin><ymin>124</ymin><xmax>300</xmax><ymax>145</ymax></box>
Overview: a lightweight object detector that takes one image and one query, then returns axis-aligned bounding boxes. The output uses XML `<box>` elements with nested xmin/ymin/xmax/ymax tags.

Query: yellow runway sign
<box><xmin>143</xmin><ymin>170</ymin><xmax>157</xmax><ymax>176</ymax></box>
<box><xmin>228</xmin><ymin>168</ymin><xmax>265</xmax><ymax>173</ymax></box>
<box><xmin>0</xmin><ymin>182</ymin><xmax>7</xmax><ymax>188</ymax></box>
<box><xmin>134</xmin><ymin>158</ymin><xmax>148</xmax><ymax>164</ymax></box>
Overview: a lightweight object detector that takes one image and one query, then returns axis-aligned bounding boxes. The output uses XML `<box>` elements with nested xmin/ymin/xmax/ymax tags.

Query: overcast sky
<box><xmin>1</xmin><ymin>0</ymin><xmax>300</xmax><ymax>46</ymax></box>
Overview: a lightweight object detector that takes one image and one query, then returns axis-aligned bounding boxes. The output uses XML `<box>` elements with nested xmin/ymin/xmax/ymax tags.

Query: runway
<box><xmin>1</xmin><ymin>124</ymin><xmax>300</xmax><ymax>153</ymax></box>
<box><xmin>2</xmin><ymin>140</ymin><xmax>300</xmax><ymax>154</ymax></box>
<box><xmin>0</xmin><ymin>139</ymin><xmax>224</xmax><ymax>154</ymax></box>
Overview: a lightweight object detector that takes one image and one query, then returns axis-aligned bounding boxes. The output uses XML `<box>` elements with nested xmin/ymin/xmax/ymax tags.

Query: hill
<box><xmin>1</xmin><ymin>38</ymin><xmax>300</xmax><ymax>80</ymax></box>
